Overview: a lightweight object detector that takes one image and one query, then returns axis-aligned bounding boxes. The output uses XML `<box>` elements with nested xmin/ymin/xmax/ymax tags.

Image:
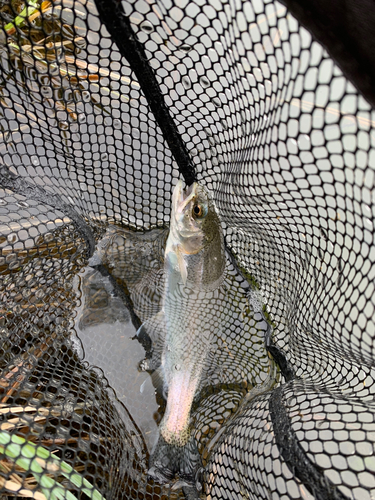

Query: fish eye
<box><xmin>193</xmin><ymin>203</ymin><xmax>205</xmax><ymax>218</ymax></box>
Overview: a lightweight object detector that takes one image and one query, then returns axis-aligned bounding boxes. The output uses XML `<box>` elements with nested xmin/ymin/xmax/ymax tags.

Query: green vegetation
<box><xmin>4</xmin><ymin>0</ymin><xmax>40</xmax><ymax>34</ymax></box>
<box><xmin>0</xmin><ymin>431</ymin><xmax>106</xmax><ymax>500</ymax></box>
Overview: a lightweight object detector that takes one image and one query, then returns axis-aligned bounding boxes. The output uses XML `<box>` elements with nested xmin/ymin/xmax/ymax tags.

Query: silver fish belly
<box><xmin>160</xmin><ymin>259</ymin><xmax>222</xmax><ymax>446</ymax></box>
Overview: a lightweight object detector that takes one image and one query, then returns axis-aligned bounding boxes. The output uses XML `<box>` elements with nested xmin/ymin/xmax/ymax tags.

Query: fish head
<box><xmin>170</xmin><ymin>180</ymin><xmax>219</xmax><ymax>255</ymax></box>
<box><xmin>166</xmin><ymin>180</ymin><xmax>225</xmax><ymax>288</ymax></box>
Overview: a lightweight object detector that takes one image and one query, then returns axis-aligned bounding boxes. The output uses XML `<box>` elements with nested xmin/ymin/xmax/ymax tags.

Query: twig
<box><xmin>0</xmin><ymin>475</ymin><xmax>47</xmax><ymax>500</ymax></box>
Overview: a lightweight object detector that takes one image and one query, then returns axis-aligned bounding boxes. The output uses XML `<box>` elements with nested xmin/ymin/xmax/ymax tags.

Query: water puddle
<box><xmin>74</xmin><ymin>265</ymin><xmax>160</xmax><ymax>451</ymax></box>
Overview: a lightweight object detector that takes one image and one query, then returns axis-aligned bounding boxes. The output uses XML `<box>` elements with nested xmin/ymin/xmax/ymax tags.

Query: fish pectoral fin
<box><xmin>136</xmin><ymin>311</ymin><xmax>166</xmax><ymax>369</ymax></box>
<box><xmin>176</xmin><ymin>248</ymin><xmax>188</xmax><ymax>284</ymax></box>
<box><xmin>136</xmin><ymin>310</ymin><xmax>166</xmax><ymax>343</ymax></box>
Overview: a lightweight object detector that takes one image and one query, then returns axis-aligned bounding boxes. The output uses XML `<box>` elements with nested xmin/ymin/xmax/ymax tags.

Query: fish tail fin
<box><xmin>148</xmin><ymin>434</ymin><xmax>202</xmax><ymax>492</ymax></box>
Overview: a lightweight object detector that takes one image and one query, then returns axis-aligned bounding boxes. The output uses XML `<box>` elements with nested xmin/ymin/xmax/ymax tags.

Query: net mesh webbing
<box><xmin>0</xmin><ymin>0</ymin><xmax>374</xmax><ymax>498</ymax></box>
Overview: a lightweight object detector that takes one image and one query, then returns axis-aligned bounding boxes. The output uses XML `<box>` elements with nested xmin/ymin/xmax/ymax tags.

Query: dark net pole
<box><xmin>94</xmin><ymin>0</ymin><xmax>197</xmax><ymax>186</ymax></box>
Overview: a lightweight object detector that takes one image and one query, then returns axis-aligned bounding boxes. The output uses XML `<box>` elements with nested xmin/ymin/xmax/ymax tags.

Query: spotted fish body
<box><xmin>141</xmin><ymin>180</ymin><xmax>226</xmax><ymax>486</ymax></box>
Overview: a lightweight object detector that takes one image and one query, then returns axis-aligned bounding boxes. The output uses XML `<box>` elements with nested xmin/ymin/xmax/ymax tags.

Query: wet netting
<box><xmin>0</xmin><ymin>0</ymin><xmax>374</xmax><ymax>498</ymax></box>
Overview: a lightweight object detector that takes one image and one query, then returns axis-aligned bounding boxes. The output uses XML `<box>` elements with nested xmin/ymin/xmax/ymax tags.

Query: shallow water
<box><xmin>73</xmin><ymin>265</ymin><xmax>161</xmax><ymax>451</ymax></box>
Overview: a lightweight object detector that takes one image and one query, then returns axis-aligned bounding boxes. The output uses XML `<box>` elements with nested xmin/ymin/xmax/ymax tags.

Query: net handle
<box><xmin>94</xmin><ymin>0</ymin><xmax>197</xmax><ymax>185</ymax></box>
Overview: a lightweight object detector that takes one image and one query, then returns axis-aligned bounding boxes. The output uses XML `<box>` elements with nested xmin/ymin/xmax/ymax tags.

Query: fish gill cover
<box><xmin>0</xmin><ymin>0</ymin><xmax>374</xmax><ymax>499</ymax></box>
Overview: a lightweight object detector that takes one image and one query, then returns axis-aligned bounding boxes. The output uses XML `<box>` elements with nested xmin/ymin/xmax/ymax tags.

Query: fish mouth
<box><xmin>172</xmin><ymin>180</ymin><xmax>202</xmax><ymax>242</ymax></box>
<box><xmin>172</xmin><ymin>180</ymin><xmax>197</xmax><ymax>217</ymax></box>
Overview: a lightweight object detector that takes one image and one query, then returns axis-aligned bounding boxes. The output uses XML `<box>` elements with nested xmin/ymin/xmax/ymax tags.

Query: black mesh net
<box><xmin>0</xmin><ymin>0</ymin><xmax>374</xmax><ymax>498</ymax></box>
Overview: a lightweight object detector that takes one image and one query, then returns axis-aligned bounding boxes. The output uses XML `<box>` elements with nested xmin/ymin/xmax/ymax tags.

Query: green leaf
<box><xmin>4</xmin><ymin>0</ymin><xmax>40</xmax><ymax>33</ymax></box>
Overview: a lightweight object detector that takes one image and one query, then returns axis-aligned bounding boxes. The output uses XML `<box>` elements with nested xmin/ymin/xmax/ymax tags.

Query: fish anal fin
<box><xmin>151</xmin><ymin>366</ymin><xmax>167</xmax><ymax>398</ymax></box>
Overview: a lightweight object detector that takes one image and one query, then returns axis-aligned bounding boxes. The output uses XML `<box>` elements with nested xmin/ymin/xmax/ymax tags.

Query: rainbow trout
<box><xmin>137</xmin><ymin>180</ymin><xmax>225</xmax><ymax>488</ymax></box>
